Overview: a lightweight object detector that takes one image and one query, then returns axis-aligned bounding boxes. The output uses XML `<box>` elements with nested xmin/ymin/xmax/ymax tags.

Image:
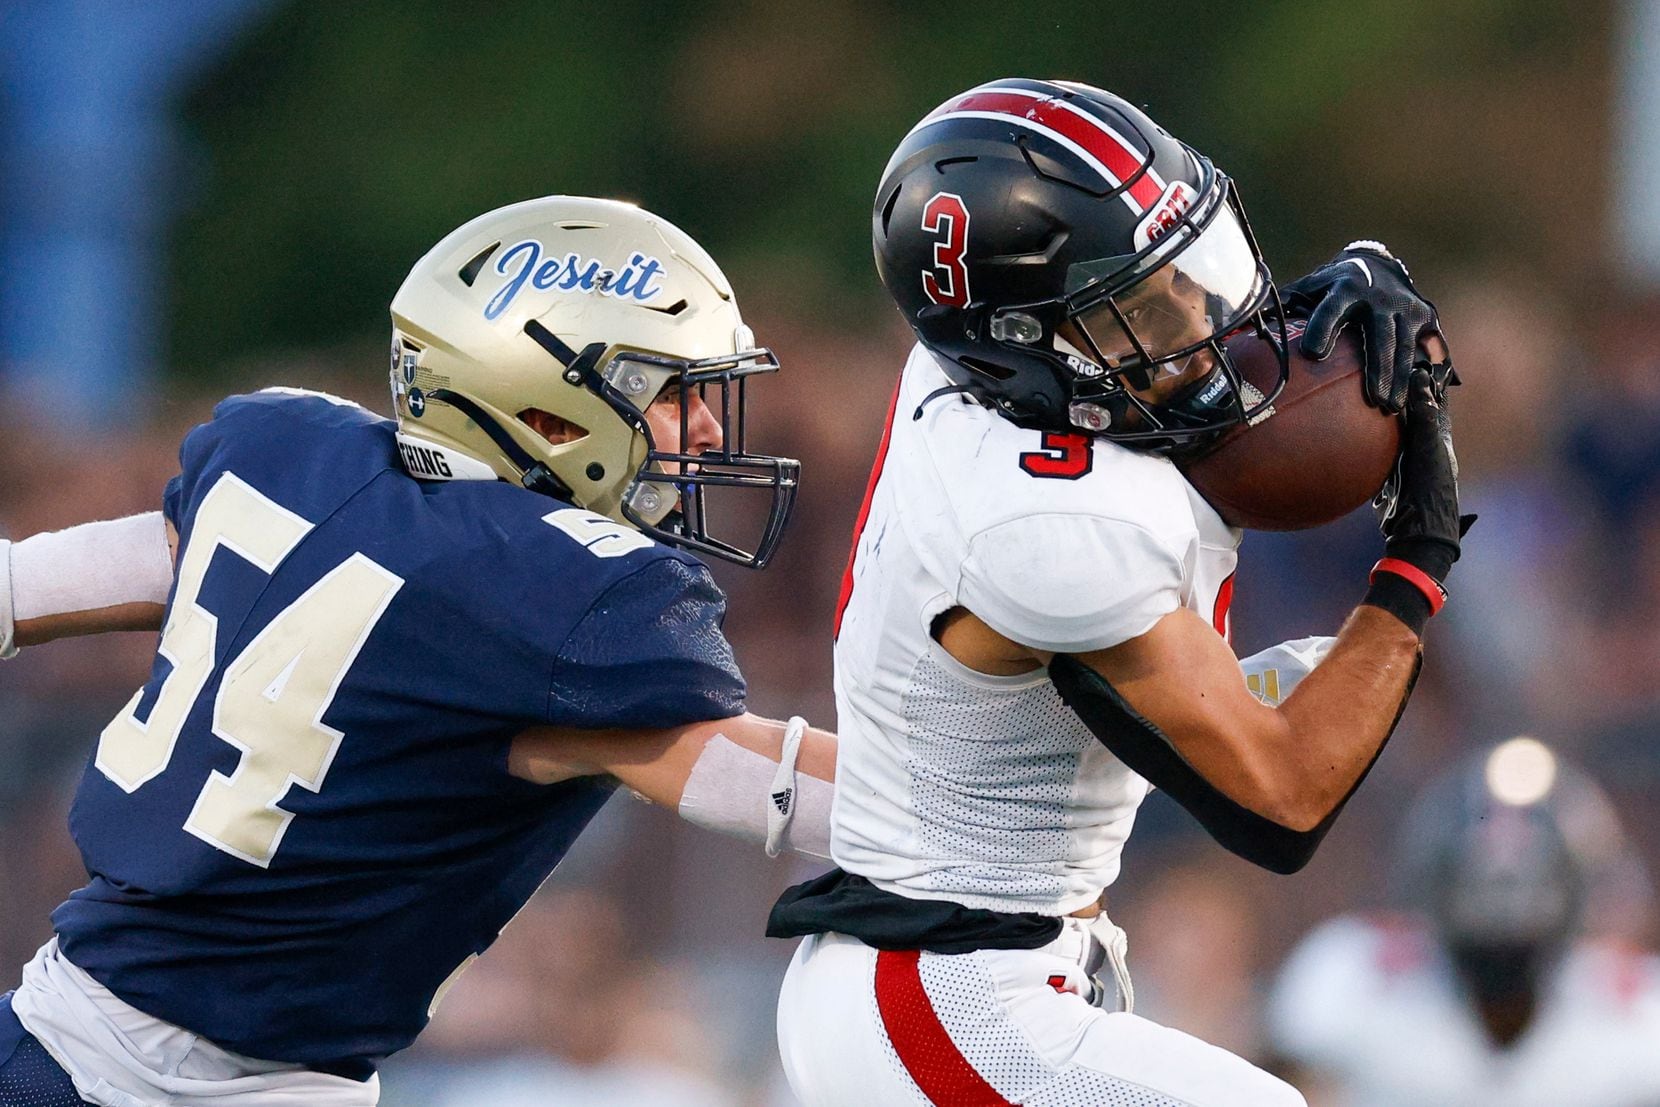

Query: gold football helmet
<box><xmin>389</xmin><ymin>195</ymin><xmax>799</xmax><ymax>567</ymax></box>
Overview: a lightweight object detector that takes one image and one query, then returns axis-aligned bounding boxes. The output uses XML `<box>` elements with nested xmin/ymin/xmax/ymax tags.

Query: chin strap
<box><xmin>425</xmin><ymin>389</ymin><xmax>575</xmax><ymax>501</ymax></box>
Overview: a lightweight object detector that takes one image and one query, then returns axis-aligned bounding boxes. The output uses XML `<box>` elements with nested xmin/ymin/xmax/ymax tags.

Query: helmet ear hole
<box><xmin>518</xmin><ymin>408</ymin><xmax>588</xmax><ymax>446</ymax></box>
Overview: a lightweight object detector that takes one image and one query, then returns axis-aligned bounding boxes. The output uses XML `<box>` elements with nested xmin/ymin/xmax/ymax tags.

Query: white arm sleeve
<box><xmin>1</xmin><ymin>513</ymin><xmax>174</xmax><ymax>658</ymax></box>
<box><xmin>0</xmin><ymin>544</ymin><xmax>15</xmax><ymax>660</ymax></box>
<box><xmin>1238</xmin><ymin>636</ymin><xmax>1337</xmax><ymax>706</ymax></box>
<box><xmin>959</xmin><ymin>514</ymin><xmax>1185</xmax><ymax>654</ymax></box>
<box><xmin>677</xmin><ymin>726</ymin><xmax>832</xmax><ymax>859</ymax></box>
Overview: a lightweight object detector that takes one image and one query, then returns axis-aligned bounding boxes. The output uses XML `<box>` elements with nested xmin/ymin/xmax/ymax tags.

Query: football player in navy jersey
<box><xmin>0</xmin><ymin>196</ymin><xmax>834</xmax><ymax>1106</ymax></box>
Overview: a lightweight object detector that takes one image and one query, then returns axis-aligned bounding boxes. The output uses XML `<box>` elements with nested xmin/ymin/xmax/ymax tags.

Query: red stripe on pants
<box><xmin>874</xmin><ymin>949</ymin><xmax>1014</xmax><ymax>1106</ymax></box>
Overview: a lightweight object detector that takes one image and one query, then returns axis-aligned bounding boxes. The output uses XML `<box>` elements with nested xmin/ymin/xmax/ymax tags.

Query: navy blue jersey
<box><xmin>51</xmin><ymin>389</ymin><xmax>745</xmax><ymax>1074</ymax></box>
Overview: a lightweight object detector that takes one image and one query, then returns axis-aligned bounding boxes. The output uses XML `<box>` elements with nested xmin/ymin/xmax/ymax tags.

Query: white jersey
<box><xmin>830</xmin><ymin>343</ymin><xmax>1242</xmax><ymax>915</ymax></box>
<box><xmin>1268</xmin><ymin>915</ymin><xmax>1660</xmax><ymax>1107</ymax></box>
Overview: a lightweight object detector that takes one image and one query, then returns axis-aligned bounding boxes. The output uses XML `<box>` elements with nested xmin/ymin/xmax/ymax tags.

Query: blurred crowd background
<box><xmin>4</xmin><ymin>1</ymin><xmax>1660</xmax><ymax>1104</ymax></box>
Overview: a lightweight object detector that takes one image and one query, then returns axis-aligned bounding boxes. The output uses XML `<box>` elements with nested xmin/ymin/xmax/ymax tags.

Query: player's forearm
<box><xmin>1258</xmin><ymin>604</ymin><xmax>1422</xmax><ymax>829</ymax></box>
<box><xmin>1053</xmin><ymin>606</ymin><xmax>1417</xmax><ymax>870</ymax></box>
<box><xmin>673</xmin><ymin>714</ymin><xmax>835</xmax><ymax>858</ymax></box>
<box><xmin>508</xmin><ymin>713</ymin><xmax>837</xmax><ymax>858</ymax></box>
<box><xmin>16</xmin><ymin>604</ymin><xmax>167</xmax><ymax>647</ymax></box>
<box><xmin>585</xmin><ymin>713</ymin><xmax>835</xmax><ymax>807</ymax></box>
<box><xmin>3</xmin><ymin>514</ymin><xmax>175</xmax><ymax>655</ymax></box>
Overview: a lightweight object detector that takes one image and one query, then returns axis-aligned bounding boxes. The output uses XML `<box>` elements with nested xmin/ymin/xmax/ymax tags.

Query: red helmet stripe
<box><xmin>919</xmin><ymin>87</ymin><xmax>1166</xmax><ymax>212</ymax></box>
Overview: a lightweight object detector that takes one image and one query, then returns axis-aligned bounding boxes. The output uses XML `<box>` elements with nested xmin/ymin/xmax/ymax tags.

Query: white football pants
<box><xmin>777</xmin><ymin>924</ymin><xmax>1304</xmax><ymax>1107</ymax></box>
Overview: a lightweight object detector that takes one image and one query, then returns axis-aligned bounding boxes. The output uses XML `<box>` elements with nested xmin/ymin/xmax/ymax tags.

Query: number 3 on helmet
<box><xmin>874</xmin><ymin>78</ymin><xmax>1291</xmax><ymax>455</ymax></box>
<box><xmin>389</xmin><ymin>196</ymin><xmax>800</xmax><ymax>568</ymax></box>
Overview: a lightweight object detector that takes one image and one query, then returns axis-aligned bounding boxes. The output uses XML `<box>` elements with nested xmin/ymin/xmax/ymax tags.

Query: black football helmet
<box><xmin>874</xmin><ymin>78</ymin><xmax>1289</xmax><ymax>453</ymax></box>
<box><xmin>1397</xmin><ymin>739</ymin><xmax>1611</xmax><ymax>1009</ymax></box>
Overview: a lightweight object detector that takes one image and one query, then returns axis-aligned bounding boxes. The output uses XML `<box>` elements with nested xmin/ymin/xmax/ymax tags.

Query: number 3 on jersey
<box><xmin>920</xmin><ymin>192</ymin><xmax>971</xmax><ymax>307</ymax></box>
<box><xmin>97</xmin><ymin>473</ymin><xmax>404</xmax><ymax>867</ymax></box>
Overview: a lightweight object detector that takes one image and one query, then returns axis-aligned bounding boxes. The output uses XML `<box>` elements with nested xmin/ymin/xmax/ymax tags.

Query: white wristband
<box><xmin>1</xmin><ymin>540</ymin><xmax>17</xmax><ymax>660</ymax></box>
<box><xmin>766</xmin><ymin>716</ymin><xmax>809</xmax><ymax>858</ymax></box>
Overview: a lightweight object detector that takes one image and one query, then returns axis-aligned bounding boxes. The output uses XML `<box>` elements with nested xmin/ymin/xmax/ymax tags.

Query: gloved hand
<box><xmin>1365</xmin><ymin>360</ymin><xmax>1476</xmax><ymax>630</ymax></box>
<box><xmin>1281</xmin><ymin>241</ymin><xmax>1440</xmax><ymax>415</ymax></box>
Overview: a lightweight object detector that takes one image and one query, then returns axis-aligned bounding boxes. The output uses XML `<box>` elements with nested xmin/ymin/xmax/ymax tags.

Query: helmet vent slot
<box><xmin>960</xmin><ymin>356</ymin><xmax>1016</xmax><ymax>382</ymax></box>
<box><xmin>879</xmin><ymin>185</ymin><xmax>902</xmax><ymax>236</ymax></box>
<box><xmin>641</xmin><ymin>298</ymin><xmax>689</xmax><ymax>317</ymax></box>
<box><xmin>457</xmin><ymin>242</ymin><xmax>500</xmax><ymax>287</ymax></box>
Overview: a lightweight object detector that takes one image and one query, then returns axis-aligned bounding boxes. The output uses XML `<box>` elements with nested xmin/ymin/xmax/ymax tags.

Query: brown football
<box><xmin>1178</xmin><ymin>321</ymin><xmax>1401</xmax><ymax>531</ymax></box>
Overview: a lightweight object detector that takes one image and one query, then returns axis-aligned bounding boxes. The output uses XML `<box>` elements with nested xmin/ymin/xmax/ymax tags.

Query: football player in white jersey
<box><xmin>1268</xmin><ymin>738</ymin><xmax>1660</xmax><ymax>1107</ymax></box>
<box><xmin>769</xmin><ymin>79</ymin><xmax>1471</xmax><ymax>1106</ymax></box>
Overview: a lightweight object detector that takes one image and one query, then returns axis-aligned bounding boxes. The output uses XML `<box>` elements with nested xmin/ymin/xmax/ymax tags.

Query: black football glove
<box><xmin>1281</xmin><ymin>241</ymin><xmax>1440</xmax><ymax>415</ymax></box>
<box><xmin>1365</xmin><ymin>361</ymin><xmax>1476</xmax><ymax>630</ymax></box>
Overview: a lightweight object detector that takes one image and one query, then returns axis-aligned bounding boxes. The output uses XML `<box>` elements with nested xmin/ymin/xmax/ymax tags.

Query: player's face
<box><xmin>1071</xmin><ymin>267</ymin><xmax>1220</xmax><ymax>404</ymax></box>
<box><xmin>645</xmin><ymin>380</ymin><xmax>723</xmax><ymax>463</ymax></box>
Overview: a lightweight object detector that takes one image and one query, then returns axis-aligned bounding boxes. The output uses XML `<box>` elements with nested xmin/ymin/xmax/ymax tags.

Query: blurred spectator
<box><xmin>380</xmin><ymin>888</ymin><xmax>739</xmax><ymax>1106</ymax></box>
<box><xmin>1267</xmin><ymin>739</ymin><xmax>1660</xmax><ymax>1107</ymax></box>
<box><xmin>1116</xmin><ymin>851</ymin><xmax>1275</xmax><ymax>1063</ymax></box>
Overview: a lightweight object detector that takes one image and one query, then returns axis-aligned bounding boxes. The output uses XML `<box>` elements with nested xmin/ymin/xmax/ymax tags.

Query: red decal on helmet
<box><xmin>1134</xmin><ymin>180</ymin><xmax>1198</xmax><ymax>249</ymax></box>
<box><xmin>1019</xmin><ymin>431</ymin><xmax>1094</xmax><ymax>479</ymax></box>
<box><xmin>922</xmin><ymin>87</ymin><xmax>1165</xmax><ymax>213</ymax></box>
<box><xmin>921</xmin><ymin>192</ymin><xmax>972</xmax><ymax>307</ymax></box>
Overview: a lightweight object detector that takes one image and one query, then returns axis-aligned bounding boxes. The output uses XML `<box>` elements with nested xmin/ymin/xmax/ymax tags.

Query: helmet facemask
<box><xmin>982</xmin><ymin>163</ymin><xmax>1289</xmax><ymax>455</ymax></box>
<box><xmin>524</xmin><ymin>322</ymin><xmax>801</xmax><ymax>569</ymax></box>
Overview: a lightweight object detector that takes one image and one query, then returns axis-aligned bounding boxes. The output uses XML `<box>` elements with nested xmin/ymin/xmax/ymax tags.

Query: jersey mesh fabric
<box><xmin>885</xmin><ymin>951</ymin><xmax>1195</xmax><ymax>1106</ymax></box>
<box><xmin>0</xmin><ymin>1038</ymin><xmax>88</xmax><ymax>1107</ymax></box>
<box><xmin>903</xmin><ymin>652</ymin><xmax>1137</xmax><ymax>907</ymax></box>
<box><xmin>916</xmin><ymin>951</ymin><xmax>1050</xmax><ymax>1098</ymax></box>
<box><xmin>1021</xmin><ymin>1066</ymin><xmax>1190</xmax><ymax>1107</ymax></box>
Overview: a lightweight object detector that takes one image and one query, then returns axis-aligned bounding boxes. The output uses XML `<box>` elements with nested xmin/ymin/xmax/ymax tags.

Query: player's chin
<box><xmin>1161</xmin><ymin>348</ymin><xmax>1220</xmax><ymax>390</ymax></box>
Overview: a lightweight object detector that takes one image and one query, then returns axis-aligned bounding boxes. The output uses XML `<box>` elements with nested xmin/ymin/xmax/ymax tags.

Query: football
<box><xmin>1178</xmin><ymin>320</ymin><xmax>1401</xmax><ymax>531</ymax></box>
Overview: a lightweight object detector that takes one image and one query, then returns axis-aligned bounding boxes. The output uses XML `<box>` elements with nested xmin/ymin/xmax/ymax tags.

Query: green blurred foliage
<box><xmin>168</xmin><ymin>0</ymin><xmax>1610</xmax><ymax>378</ymax></box>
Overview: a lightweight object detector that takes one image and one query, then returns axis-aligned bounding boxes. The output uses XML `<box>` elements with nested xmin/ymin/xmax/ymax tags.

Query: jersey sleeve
<box><xmin>1239</xmin><ymin>636</ymin><xmax>1337</xmax><ymax>707</ymax></box>
<box><xmin>546</xmin><ymin>556</ymin><xmax>747</xmax><ymax>729</ymax></box>
<box><xmin>163</xmin><ymin>411</ymin><xmax>227</xmax><ymax>531</ymax></box>
<box><xmin>162</xmin><ymin>390</ymin><xmax>381</xmax><ymax>532</ymax></box>
<box><xmin>958</xmin><ymin>514</ymin><xmax>1185</xmax><ymax>654</ymax></box>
